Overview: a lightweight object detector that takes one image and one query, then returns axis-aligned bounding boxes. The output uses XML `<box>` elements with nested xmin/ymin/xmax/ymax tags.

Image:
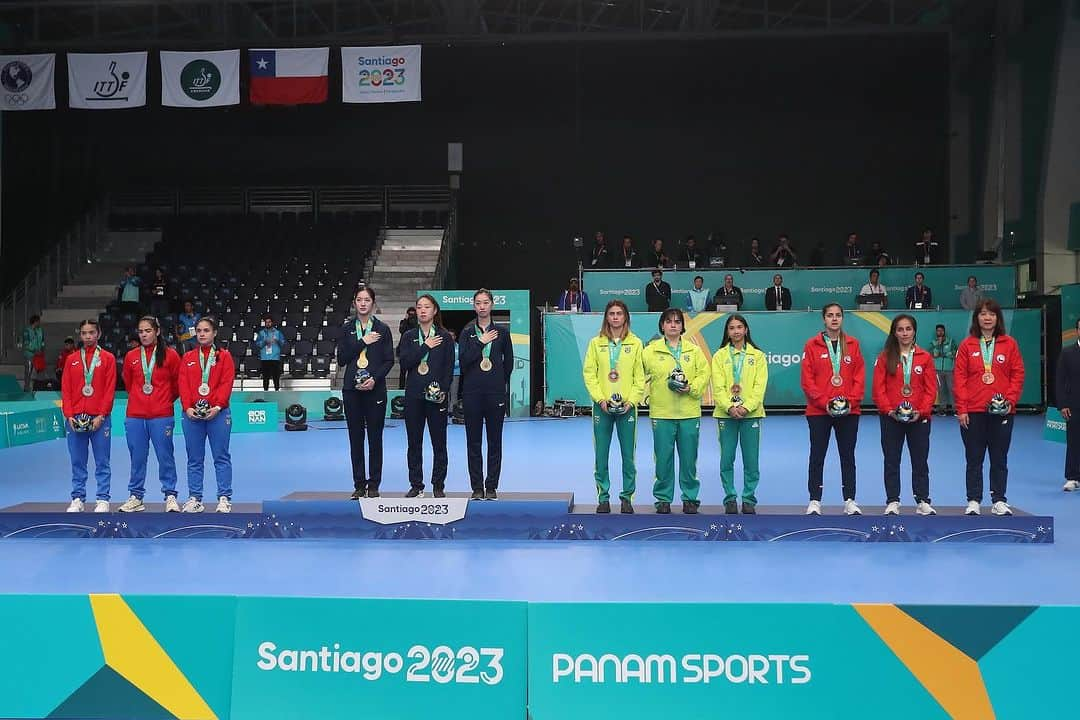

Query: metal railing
<box><xmin>0</xmin><ymin>201</ymin><xmax>106</xmax><ymax>361</ymax></box>
<box><xmin>433</xmin><ymin>193</ymin><xmax>458</xmax><ymax>289</ymax></box>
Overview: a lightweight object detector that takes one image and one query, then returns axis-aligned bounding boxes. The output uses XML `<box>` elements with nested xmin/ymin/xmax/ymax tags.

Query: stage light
<box><xmin>284</xmin><ymin>403</ymin><xmax>308</xmax><ymax>431</ymax></box>
<box><xmin>323</xmin><ymin>396</ymin><xmax>344</xmax><ymax>421</ymax></box>
<box><xmin>390</xmin><ymin>395</ymin><xmax>406</xmax><ymax>419</ymax></box>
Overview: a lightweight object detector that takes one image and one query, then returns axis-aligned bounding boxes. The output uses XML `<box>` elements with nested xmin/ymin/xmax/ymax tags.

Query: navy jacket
<box><xmin>458</xmin><ymin>320</ymin><xmax>514</xmax><ymax>395</ymax></box>
<box><xmin>337</xmin><ymin>316</ymin><xmax>394</xmax><ymax>395</ymax></box>
<box><xmin>397</xmin><ymin>325</ymin><xmax>455</xmax><ymax>400</ymax></box>
<box><xmin>1056</xmin><ymin>342</ymin><xmax>1080</xmax><ymax>413</ymax></box>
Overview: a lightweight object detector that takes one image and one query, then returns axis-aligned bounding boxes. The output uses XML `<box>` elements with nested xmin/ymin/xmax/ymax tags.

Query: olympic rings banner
<box><xmin>583</xmin><ymin>264</ymin><xmax>1017</xmax><ymax>313</ymax></box>
<box><xmin>0</xmin><ymin>54</ymin><xmax>56</xmax><ymax>111</ymax></box>
<box><xmin>341</xmin><ymin>45</ymin><xmax>422</xmax><ymax>103</ymax></box>
<box><xmin>543</xmin><ymin>309</ymin><xmax>1043</xmax><ymax>408</ymax></box>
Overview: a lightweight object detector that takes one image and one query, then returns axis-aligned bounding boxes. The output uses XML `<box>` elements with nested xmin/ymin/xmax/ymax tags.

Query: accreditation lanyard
<box><xmin>81</xmin><ymin>347</ymin><xmax>100</xmax><ymax>390</ymax></box>
<box><xmin>199</xmin><ymin>346</ymin><xmax>216</xmax><ymax>388</ymax></box>
<box><xmin>729</xmin><ymin>346</ymin><xmax>745</xmax><ymax>385</ymax></box>
<box><xmin>981</xmin><ymin>337</ymin><xmax>995</xmax><ymax>375</ymax></box>
<box><xmin>140</xmin><ymin>346</ymin><xmax>156</xmax><ymax>388</ymax></box>
<box><xmin>475</xmin><ymin>324</ymin><xmax>493</xmax><ymax>362</ymax></box>
<box><xmin>417</xmin><ymin>324</ymin><xmax>437</xmax><ymax>364</ymax></box>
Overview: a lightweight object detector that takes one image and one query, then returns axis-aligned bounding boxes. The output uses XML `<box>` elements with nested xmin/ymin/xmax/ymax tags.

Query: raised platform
<box><xmin>0</xmin><ymin>492</ymin><xmax>1054</xmax><ymax>543</ymax></box>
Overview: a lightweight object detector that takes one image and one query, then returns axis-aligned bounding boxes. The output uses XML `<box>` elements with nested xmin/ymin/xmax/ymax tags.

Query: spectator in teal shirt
<box><xmin>117</xmin><ymin>266</ymin><xmax>141</xmax><ymax>313</ymax></box>
<box><xmin>256</xmin><ymin>314</ymin><xmax>287</xmax><ymax>391</ymax></box>
<box><xmin>21</xmin><ymin>314</ymin><xmax>44</xmax><ymax>392</ymax></box>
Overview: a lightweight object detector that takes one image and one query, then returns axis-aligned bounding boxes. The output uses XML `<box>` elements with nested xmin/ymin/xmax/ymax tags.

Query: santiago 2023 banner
<box><xmin>543</xmin><ymin>309</ymin><xmax>1042</xmax><ymax>408</ymax></box>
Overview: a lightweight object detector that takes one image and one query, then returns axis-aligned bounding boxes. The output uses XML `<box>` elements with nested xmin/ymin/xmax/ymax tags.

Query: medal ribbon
<box><xmin>901</xmin><ymin>350</ymin><xmax>913</xmax><ymax>388</ymax></box>
<box><xmin>666</xmin><ymin>339</ymin><xmax>682</xmax><ymax>371</ymax></box>
<box><xmin>475</xmin><ymin>324</ymin><xmax>493</xmax><ymax>362</ymax></box>
<box><xmin>980</xmin><ymin>337</ymin><xmax>995</xmax><ymax>374</ymax></box>
<box><xmin>198</xmin><ymin>346</ymin><xmax>216</xmax><ymax>388</ymax></box>
<box><xmin>356</xmin><ymin>318</ymin><xmax>373</xmax><ymax>362</ymax></box>
<box><xmin>729</xmin><ymin>346</ymin><xmax>745</xmax><ymax>385</ymax></box>
<box><xmin>417</xmin><ymin>324</ymin><xmax>436</xmax><ymax>365</ymax></box>
<box><xmin>608</xmin><ymin>338</ymin><xmax>623</xmax><ymax>376</ymax></box>
<box><xmin>81</xmin><ymin>347</ymin><xmax>100</xmax><ymax>389</ymax></box>
<box><xmin>140</xmin><ymin>345</ymin><xmax>155</xmax><ymax>388</ymax></box>
<box><xmin>824</xmin><ymin>334</ymin><xmax>843</xmax><ymax>378</ymax></box>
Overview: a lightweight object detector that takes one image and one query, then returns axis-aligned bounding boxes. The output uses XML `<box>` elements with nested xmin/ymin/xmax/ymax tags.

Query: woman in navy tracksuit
<box><xmin>337</xmin><ymin>285</ymin><xmax>394</xmax><ymax>500</ymax></box>
<box><xmin>396</xmin><ymin>294</ymin><xmax>455</xmax><ymax>498</ymax></box>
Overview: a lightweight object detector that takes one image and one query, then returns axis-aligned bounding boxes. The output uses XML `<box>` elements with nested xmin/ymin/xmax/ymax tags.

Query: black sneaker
<box><xmin>596</xmin><ymin>501</ymin><xmax>611</xmax><ymax>514</ymax></box>
<box><xmin>433</xmin><ymin>487</ymin><xmax>446</xmax><ymax>499</ymax></box>
<box><xmin>683</xmin><ymin>501</ymin><xmax>699</xmax><ymax>514</ymax></box>
<box><xmin>471</xmin><ymin>490</ymin><xmax>485</xmax><ymax>500</ymax></box>
<box><xmin>405</xmin><ymin>487</ymin><xmax>424</xmax><ymax>498</ymax></box>
<box><xmin>367</xmin><ymin>487</ymin><xmax>380</xmax><ymax>498</ymax></box>
<box><xmin>741</xmin><ymin>503</ymin><xmax>756</xmax><ymax>514</ymax></box>
<box><xmin>724</xmin><ymin>500</ymin><xmax>738</xmax><ymax>514</ymax></box>
<box><xmin>656</xmin><ymin>502</ymin><xmax>671</xmax><ymax>514</ymax></box>
<box><xmin>485</xmin><ymin>489</ymin><xmax>498</xmax><ymax>500</ymax></box>
<box><xmin>620</xmin><ymin>499</ymin><xmax>634</xmax><ymax>514</ymax></box>
<box><xmin>350</xmin><ymin>489</ymin><xmax>363</xmax><ymax>500</ymax></box>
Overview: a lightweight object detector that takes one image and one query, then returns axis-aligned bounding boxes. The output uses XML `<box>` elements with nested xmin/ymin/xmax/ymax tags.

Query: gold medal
<box><xmin>357</xmin><ymin>353</ymin><xmax>369</xmax><ymax>369</ymax></box>
<box><xmin>830</xmin><ymin>374</ymin><xmax>843</xmax><ymax>387</ymax></box>
<box><xmin>418</xmin><ymin>362</ymin><xmax>430</xmax><ymax>376</ymax></box>
<box><xmin>480</xmin><ymin>358</ymin><xmax>493</xmax><ymax>372</ymax></box>
<box><xmin>981</xmin><ymin>372</ymin><xmax>995</xmax><ymax>385</ymax></box>
<box><xmin>901</xmin><ymin>385</ymin><xmax>913</xmax><ymax>397</ymax></box>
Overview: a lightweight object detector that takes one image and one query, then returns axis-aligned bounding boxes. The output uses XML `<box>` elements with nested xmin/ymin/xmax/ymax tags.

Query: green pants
<box><xmin>717</xmin><ymin>416</ymin><xmax>762</xmax><ymax>506</ymax></box>
<box><xmin>593</xmin><ymin>403</ymin><xmax>637</xmax><ymax>502</ymax></box>
<box><xmin>651</xmin><ymin>418</ymin><xmax>701</xmax><ymax>506</ymax></box>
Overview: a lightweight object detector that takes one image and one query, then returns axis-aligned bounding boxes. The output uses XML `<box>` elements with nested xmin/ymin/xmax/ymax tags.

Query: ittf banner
<box><xmin>67</xmin><ymin>52</ymin><xmax>147</xmax><ymax>109</ymax></box>
<box><xmin>341</xmin><ymin>45</ymin><xmax>422</xmax><ymax>103</ymax></box>
<box><xmin>0</xmin><ymin>54</ymin><xmax>55</xmax><ymax>111</ymax></box>
<box><xmin>160</xmin><ymin>50</ymin><xmax>240</xmax><ymax>108</ymax></box>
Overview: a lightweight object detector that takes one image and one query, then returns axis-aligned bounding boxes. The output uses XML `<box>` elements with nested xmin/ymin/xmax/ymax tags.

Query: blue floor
<box><xmin>0</xmin><ymin>414</ymin><xmax>1075</xmax><ymax>605</ymax></box>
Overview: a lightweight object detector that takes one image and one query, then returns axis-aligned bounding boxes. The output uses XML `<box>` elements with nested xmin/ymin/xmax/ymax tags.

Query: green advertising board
<box><xmin>1045</xmin><ymin>407</ymin><xmax>1066</xmax><ymax>444</ymax></box>
<box><xmin>543</xmin><ymin>309</ymin><xmax>1043</xmax><ymax>408</ymax></box>
<box><xmin>230</xmin><ymin>597</ymin><xmax>527</xmax><ymax>720</ymax></box>
<box><xmin>1061</xmin><ymin>283</ymin><xmax>1080</xmax><ymax>344</ymax></box>
<box><xmin>583</xmin><ymin>264</ymin><xmax>1016</xmax><ymax>313</ymax></box>
<box><xmin>0</xmin><ymin>401</ymin><xmax>66</xmax><ymax>448</ymax></box>
<box><xmin>419</xmin><ymin>289</ymin><xmax>532</xmax><ymax>417</ymax></box>
<box><xmin>101</xmin><ymin>401</ymin><xmax>279</xmax><ymax>437</ymax></box>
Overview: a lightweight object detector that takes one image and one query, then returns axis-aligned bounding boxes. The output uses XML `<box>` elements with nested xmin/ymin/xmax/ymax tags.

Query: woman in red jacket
<box><xmin>954</xmin><ymin>299</ymin><xmax>1025</xmax><ymax>516</ymax></box>
<box><xmin>800</xmin><ymin>303</ymin><xmax>865</xmax><ymax>516</ymax></box>
<box><xmin>872</xmin><ymin>314</ymin><xmax>937</xmax><ymax>516</ymax></box>
<box><xmin>61</xmin><ymin>319</ymin><xmax>117</xmax><ymax>513</ymax></box>
<box><xmin>179</xmin><ymin>317</ymin><xmax>236</xmax><ymax>513</ymax></box>
<box><xmin>118</xmin><ymin>317</ymin><xmax>182</xmax><ymax>513</ymax></box>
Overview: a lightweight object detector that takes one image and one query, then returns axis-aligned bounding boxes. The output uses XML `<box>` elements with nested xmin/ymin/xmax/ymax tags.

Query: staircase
<box><xmin>366</xmin><ymin>228</ymin><xmax>446</xmax><ymax>385</ymax></box>
<box><xmin>0</xmin><ymin>231</ymin><xmax>159</xmax><ymax>384</ymax></box>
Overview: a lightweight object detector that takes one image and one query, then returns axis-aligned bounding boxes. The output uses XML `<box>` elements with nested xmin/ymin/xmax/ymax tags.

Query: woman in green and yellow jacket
<box><xmin>582</xmin><ymin>299</ymin><xmax>646</xmax><ymax>514</ymax></box>
<box><xmin>711</xmin><ymin>313</ymin><xmax>769</xmax><ymax>514</ymax></box>
<box><xmin>643</xmin><ymin>309</ymin><xmax>711</xmax><ymax>514</ymax></box>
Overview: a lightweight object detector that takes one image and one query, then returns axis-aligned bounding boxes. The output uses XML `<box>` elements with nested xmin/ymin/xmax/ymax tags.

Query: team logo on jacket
<box><xmin>996</xmin><ymin>354</ymin><xmax>1005</xmax><ymax>363</ymax></box>
<box><xmin>844</xmin><ymin>356</ymin><xmax>852</xmax><ymax>364</ymax></box>
<box><xmin>914</xmin><ymin>366</ymin><xmax>924</xmax><ymax>374</ymax></box>
<box><xmin>165</xmin><ymin>428</ymin><xmax>173</xmax><ymax>437</ymax></box>
<box><xmin>747</xmin><ymin>357</ymin><xmax>755</xmax><ymax>365</ymax></box>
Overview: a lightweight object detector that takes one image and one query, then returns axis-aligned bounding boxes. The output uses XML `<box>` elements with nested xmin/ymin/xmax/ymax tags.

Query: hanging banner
<box><xmin>67</xmin><ymin>52</ymin><xmax>147</xmax><ymax>109</ymax></box>
<box><xmin>249</xmin><ymin>48</ymin><xmax>329</xmax><ymax>105</ymax></box>
<box><xmin>0</xmin><ymin>54</ymin><xmax>55</xmax><ymax>111</ymax></box>
<box><xmin>160</xmin><ymin>50</ymin><xmax>240</xmax><ymax>107</ymax></box>
<box><xmin>341</xmin><ymin>45</ymin><xmax>422</xmax><ymax>103</ymax></box>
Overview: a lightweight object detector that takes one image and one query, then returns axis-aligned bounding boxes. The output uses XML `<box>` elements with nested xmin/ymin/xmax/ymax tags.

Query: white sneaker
<box><xmin>182</xmin><ymin>497</ymin><xmax>204</xmax><ymax>513</ymax></box>
<box><xmin>965</xmin><ymin>500</ymin><xmax>981</xmax><ymax>516</ymax></box>
<box><xmin>805</xmin><ymin>500</ymin><xmax>822</xmax><ymax>515</ymax></box>
<box><xmin>118</xmin><ymin>495</ymin><xmax>145</xmax><ymax>513</ymax></box>
<box><xmin>884</xmin><ymin>501</ymin><xmax>900</xmax><ymax>516</ymax></box>
<box><xmin>164</xmin><ymin>495</ymin><xmax>181</xmax><ymax>513</ymax></box>
<box><xmin>94</xmin><ymin>500</ymin><xmax>110</xmax><ymax>513</ymax></box>
<box><xmin>66</xmin><ymin>498</ymin><xmax>84</xmax><ymax>513</ymax></box>
<box><xmin>1064</xmin><ymin>480</ymin><xmax>1080</xmax><ymax>492</ymax></box>
<box><xmin>216</xmin><ymin>496</ymin><xmax>232</xmax><ymax>513</ymax></box>
<box><xmin>843</xmin><ymin>499</ymin><xmax>862</xmax><ymax>516</ymax></box>
<box><xmin>991</xmin><ymin>501</ymin><xmax>1013</xmax><ymax>516</ymax></box>
<box><xmin>916</xmin><ymin>501</ymin><xmax>937</xmax><ymax>516</ymax></box>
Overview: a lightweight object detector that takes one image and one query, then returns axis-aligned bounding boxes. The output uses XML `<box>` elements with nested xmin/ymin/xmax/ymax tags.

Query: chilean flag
<box><xmin>249</xmin><ymin>48</ymin><xmax>328</xmax><ymax>105</ymax></box>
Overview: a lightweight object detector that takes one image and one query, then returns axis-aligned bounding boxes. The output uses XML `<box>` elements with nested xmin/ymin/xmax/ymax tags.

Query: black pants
<box><xmin>1066</xmin><ymin>418</ymin><xmax>1080</xmax><ymax>482</ymax></box>
<box><xmin>961</xmin><ymin>412</ymin><xmax>1013</xmax><ymax>503</ymax></box>
<box><xmin>343</xmin><ymin>390</ymin><xmax>386</xmax><ymax>492</ymax></box>
<box><xmin>405</xmin><ymin>396</ymin><xmax>448</xmax><ymax>490</ymax></box>
<box><xmin>464</xmin><ymin>393</ymin><xmax>506</xmax><ymax>492</ymax></box>
<box><xmin>879</xmin><ymin>416</ymin><xmax>931</xmax><ymax>503</ymax></box>
<box><xmin>261</xmin><ymin>360</ymin><xmax>282</xmax><ymax>391</ymax></box>
<box><xmin>806</xmin><ymin>414</ymin><xmax>859</xmax><ymax>502</ymax></box>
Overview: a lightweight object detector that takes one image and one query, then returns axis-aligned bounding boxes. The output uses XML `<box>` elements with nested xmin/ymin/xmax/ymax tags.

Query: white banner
<box><xmin>68</xmin><ymin>52</ymin><xmax>147</xmax><ymax>109</ymax></box>
<box><xmin>0</xmin><ymin>54</ymin><xmax>55</xmax><ymax>111</ymax></box>
<box><xmin>358</xmin><ymin>497</ymin><xmax>468</xmax><ymax>525</ymax></box>
<box><xmin>160</xmin><ymin>50</ymin><xmax>240</xmax><ymax>107</ymax></box>
<box><xmin>341</xmin><ymin>45</ymin><xmax>422</xmax><ymax>104</ymax></box>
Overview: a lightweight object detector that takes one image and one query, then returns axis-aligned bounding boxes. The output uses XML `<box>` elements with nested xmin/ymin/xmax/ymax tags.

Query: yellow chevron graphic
<box><xmin>852</xmin><ymin>311</ymin><xmax>894</xmax><ymax>335</ymax></box>
<box><xmin>855</xmin><ymin>604</ymin><xmax>994</xmax><ymax>720</ymax></box>
<box><xmin>89</xmin><ymin>594</ymin><xmax>217</xmax><ymax>720</ymax></box>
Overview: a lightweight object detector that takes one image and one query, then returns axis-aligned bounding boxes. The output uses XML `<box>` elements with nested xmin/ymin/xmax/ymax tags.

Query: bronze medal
<box><xmin>418</xmin><ymin>361</ymin><xmax>430</xmax><ymax>376</ymax></box>
<box><xmin>730</xmin><ymin>384</ymin><xmax>742</xmax><ymax>395</ymax></box>
<box><xmin>901</xmin><ymin>385</ymin><xmax>913</xmax><ymax>397</ymax></box>
<box><xmin>480</xmin><ymin>358</ymin><xmax>493</xmax><ymax>372</ymax></box>
<box><xmin>981</xmin><ymin>372</ymin><xmax>995</xmax><ymax>385</ymax></box>
<box><xmin>608</xmin><ymin>370</ymin><xmax>619</xmax><ymax>382</ymax></box>
<box><xmin>830</xmin><ymin>374</ymin><xmax>843</xmax><ymax>387</ymax></box>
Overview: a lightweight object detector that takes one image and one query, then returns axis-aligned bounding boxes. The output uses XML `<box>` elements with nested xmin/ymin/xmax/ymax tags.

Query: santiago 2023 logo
<box><xmin>181</xmin><ymin>60</ymin><xmax>220</xmax><ymax>101</ymax></box>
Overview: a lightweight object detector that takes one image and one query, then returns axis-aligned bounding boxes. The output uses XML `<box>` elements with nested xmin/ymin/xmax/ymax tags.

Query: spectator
<box><xmin>706</xmin><ymin>232</ymin><xmax>730</xmax><ymax>267</ymax></box>
<box><xmin>930</xmin><ymin>323</ymin><xmax>957</xmax><ymax>415</ymax></box>
<box><xmin>858</xmin><ymin>269</ymin><xmax>888</xmax><ymax>308</ymax></box>
<box><xmin>746</xmin><ymin>237</ymin><xmax>765</xmax><ymax>267</ymax></box>
<box><xmin>176</xmin><ymin>300</ymin><xmax>201</xmax><ymax>354</ymax></box>
<box><xmin>870</xmin><ymin>241</ymin><xmax>891</xmax><ymax>266</ymax></box>
<box><xmin>960</xmin><ymin>276</ymin><xmax>983</xmax><ymax>311</ymax></box>
<box><xmin>257</xmin><ymin>314</ymin><xmax>287</xmax><ymax>391</ymax></box>
<box><xmin>1056</xmin><ymin>317</ymin><xmax>1080</xmax><ymax>491</ymax></box>
<box><xmin>713</xmin><ymin>274</ymin><xmax>744</xmax><ymax>310</ymax></box>
<box><xmin>617</xmin><ymin>235</ymin><xmax>639</xmax><ymax>269</ymax></box>
<box><xmin>645</xmin><ymin>268</ymin><xmax>672</xmax><ymax>312</ymax></box>
<box><xmin>764</xmin><ymin>273</ymin><xmax>792</xmax><ymax>311</ymax></box>
<box><xmin>808</xmin><ymin>240</ymin><xmax>827</xmax><ymax>267</ymax></box>
<box><xmin>905</xmin><ymin>272</ymin><xmax>933</xmax><ymax>309</ymax></box>
<box><xmin>117</xmin><ymin>266</ymin><xmax>141</xmax><ymax>313</ymax></box>
<box><xmin>557</xmin><ymin>277</ymin><xmax>591</xmax><ymax>312</ymax></box>
<box><xmin>842</xmin><ymin>233</ymin><xmax>861</xmax><ymax>264</ymax></box>
<box><xmin>648</xmin><ymin>239</ymin><xmax>670</xmax><ymax>269</ymax></box>
<box><xmin>589</xmin><ymin>231</ymin><xmax>609</xmax><ymax>269</ymax></box>
<box><xmin>685</xmin><ymin>275</ymin><xmax>711</xmax><ymax>315</ymax></box>
<box><xmin>680</xmin><ymin>235</ymin><xmax>703</xmax><ymax>269</ymax></box>
<box><xmin>915</xmin><ymin>228</ymin><xmax>939</xmax><ymax>265</ymax></box>
<box><xmin>21</xmin><ymin>314</ymin><xmax>45</xmax><ymax>392</ymax></box>
<box><xmin>149</xmin><ymin>268</ymin><xmax>170</xmax><ymax>319</ymax></box>
<box><xmin>397</xmin><ymin>307</ymin><xmax>419</xmax><ymax>389</ymax></box>
<box><xmin>770</xmin><ymin>234</ymin><xmax>797</xmax><ymax>267</ymax></box>
<box><xmin>55</xmin><ymin>336</ymin><xmax>76</xmax><ymax>383</ymax></box>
